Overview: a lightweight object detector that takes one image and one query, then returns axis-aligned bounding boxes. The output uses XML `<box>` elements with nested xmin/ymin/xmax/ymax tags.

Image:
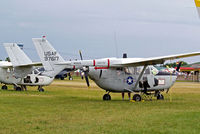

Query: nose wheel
<box><xmin>157</xmin><ymin>94</ymin><xmax>164</xmax><ymax>100</ymax></box>
<box><xmin>103</xmin><ymin>94</ymin><xmax>111</xmax><ymax>101</ymax></box>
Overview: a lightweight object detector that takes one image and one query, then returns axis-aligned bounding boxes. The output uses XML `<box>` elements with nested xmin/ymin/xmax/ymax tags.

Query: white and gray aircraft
<box><xmin>32</xmin><ymin>37</ymin><xmax>200</xmax><ymax>101</ymax></box>
<box><xmin>2</xmin><ymin>43</ymin><xmax>54</xmax><ymax>91</ymax></box>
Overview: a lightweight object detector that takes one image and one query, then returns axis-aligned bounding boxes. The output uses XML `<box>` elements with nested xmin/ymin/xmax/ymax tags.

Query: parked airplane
<box><xmin>32</xmin><ymin>37</ymin><xmax>200</xmax><ymax>101</ymax></box>
<box><xmin>2</xmin><ymin>43</ymin><xmax>54</xmax><ymax>91</ymax></box>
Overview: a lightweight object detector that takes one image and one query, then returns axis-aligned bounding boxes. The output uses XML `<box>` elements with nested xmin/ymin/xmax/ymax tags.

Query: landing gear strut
<box><xmin>103</xmin><ymin>93</ymin><xmax>111</xmax><ymax>101</ymax></box>
<box><xmin>1</xmin><ymin>85</ymin><xmax>8</xmax><ymax>90</ymax></box>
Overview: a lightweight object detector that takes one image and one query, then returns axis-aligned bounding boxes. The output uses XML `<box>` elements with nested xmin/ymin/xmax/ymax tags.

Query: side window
<box><xmin>124</xmin><ymin>67</ymin><xmax>134</xmax><ymax>74</ymax></box>
<box><xmin>135</xmin><ymin>66</ymin><xmax>150</xmax><ymax>75</ymax></box>
<box><xmin>144</xmin><ymin>67</ymin><xmax>150</xmax><ymax>74</ymax></box>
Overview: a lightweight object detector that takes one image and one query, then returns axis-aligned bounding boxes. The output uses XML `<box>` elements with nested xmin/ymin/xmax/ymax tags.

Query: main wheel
<box><xmin>103</xmin><ymin>94</ymin><xmax>111</xmax><ymax>101</ymax></box>
<box><xmin>1</xmin><ymin>85</ymin><xmax>8</xmax><ymax>90</ymax></box>
<box><xmin>133</xmin><ymin>94</ymin><xmax>142</xmax><ymax>102</ymax></box>
<box><xmin>38</xmin><ymin>88</ymin><xmax>44</xmax><ymax>92</ymax></box>
<box><xmin>16</xmin><ymin>87</ymin><xmax>22</xmax><ymax>91</ymax></box>
<box><xmin>157</xmin><ymin>94</ymin><xmax>164</xmax><ymax>100</ymax></box>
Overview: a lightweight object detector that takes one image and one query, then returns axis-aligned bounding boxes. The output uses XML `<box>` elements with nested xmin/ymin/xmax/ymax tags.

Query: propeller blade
<box><xmin>84</xmin><ymin>72</ymin><xmax>90</xmax><ymax>87</ymax></box>
<box><xmin>79</xmin><ymin>50</ymin><xmax>83</xmax><ymax>60</ymax></box>
<box><xmin>166</xmin><ymin>88</ymin><xmax>170</xmax><ymax>94</ymax></box>
<box><xmin>79</xmin><ymin>51</ymin><xmax>89</xmax><ymax>86</ymax></box>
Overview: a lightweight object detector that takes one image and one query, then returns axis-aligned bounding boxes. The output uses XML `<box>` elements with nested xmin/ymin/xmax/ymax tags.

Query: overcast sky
<box><xmin>0</xmin><ymin>0</ymin><xmax>200</xmax><ymax>63</ymax></box>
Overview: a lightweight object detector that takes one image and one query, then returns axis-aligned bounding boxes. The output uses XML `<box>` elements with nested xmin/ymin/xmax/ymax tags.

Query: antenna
<box><xmin>114</xmin><ymin>30</ymin><xmax>119</xmax><ymax>58</ymax></box>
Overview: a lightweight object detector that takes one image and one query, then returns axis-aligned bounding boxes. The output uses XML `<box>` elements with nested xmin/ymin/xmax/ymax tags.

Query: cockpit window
<box><xmin>150</xmin><ymin>66</ymin><xmax>159</xmax><ymax>75</ymax></box>
<box><xmin>135</xmin><ymin>67</ymin><xmax>150</xmax><ymax>75</ymax></box>
<box><xmin>144</xmin><ymin>67</ymin><xmax>150</xmax><ymax>74</ymax></box>
<box><xmin>33</xmin><ymin>69</ymin><xmax>41</xmax><ymax>75</ymax></box>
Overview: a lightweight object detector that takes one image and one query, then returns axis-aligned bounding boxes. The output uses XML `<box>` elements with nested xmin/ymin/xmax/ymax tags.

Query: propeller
<box><xmin>166</xmin><ymin>88</ymin><xmax>170</xmax><ymax>94</ymax></box>
<box><xmin>79</xmin><ymin>50</ymin><xmax>83</xmax><ymax>60</ymax></box>
<box><xmin>79</xmin><ymin>50</ymin><xmax>90</xmax><ymax>87</ymax></box>
<box><xmin>166</xmin><ymin>61</ymin><xmax>183</xmax><ymax>94</ymax></box>
<box><xmin>84</xmin><ymin>68</ymin><xmax>90</xmax><ymax>87</ymax></box>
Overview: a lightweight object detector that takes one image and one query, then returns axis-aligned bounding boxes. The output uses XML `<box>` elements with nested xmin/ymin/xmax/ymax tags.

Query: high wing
<box><xmin>57</xmin><ymin>52</ymin><xmax>200</xmax><ymax>68</ymax></box>
<box><xmin>114</xmin><ymin>52</ymin><xmax>200</xmax><ymax>67</ymax></box>
<box><xmin>3</xmin><ymin>43</ymin><xmax>42</xmax><ymax>78</ymax></box>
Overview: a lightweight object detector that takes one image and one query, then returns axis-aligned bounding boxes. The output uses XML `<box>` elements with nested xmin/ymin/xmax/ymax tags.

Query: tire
<box><xmin>39</xmin><ymin>88</ymin><xmax>44</xmax><ymax>92</ymax></box>
<box><xmin>1</xmin><ymin>85</ymin><xmax>7</xmax><ymax>90</ymax></box>
<box><xmin>133</xmin><ymin>94</ymin><xmax>142</xmax><ymax>102</ymax></box>
<box><xmin>157</xmin><ymin>94</ymin><xmax>164</xmax><ymax>100</ymax></box>
<box><xmin>16</xmin><ymin>87</ymin><xmax>22</xmax><ymax>91</ymax></box>
<box><xmin>103</xmin><ymin>94</ymin><xmax>111</xmax><ymax>101</ymax></box>
<box><xmin>60</xmin><ymin>77</ymin><xmax>64</xmax><ymax>80</ymax></box>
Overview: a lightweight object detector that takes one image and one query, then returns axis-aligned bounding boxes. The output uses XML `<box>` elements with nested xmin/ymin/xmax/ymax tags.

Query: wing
<box><xmin>56</xmin><ymin>52</ymin><xmax>200</xmax><ymax>68</ymax></box>
<box><xmin>115</xmin><ymin>52</ymin><xmax>200</xmax><ymax>67</ymax></box>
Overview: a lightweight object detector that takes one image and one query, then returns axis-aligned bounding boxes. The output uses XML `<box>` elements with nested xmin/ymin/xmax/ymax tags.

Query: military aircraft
<box><xmin>2</xmin><ymin>43</ymin><xmax>54</xmax><ymax>91</ymax></box>
<box><xmin>32</xmin><ymin>37</ymin><xmax>200</xmax><ymax>101</ymax></box>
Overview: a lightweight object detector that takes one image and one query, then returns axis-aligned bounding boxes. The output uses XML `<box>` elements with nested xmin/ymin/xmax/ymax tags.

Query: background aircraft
<box><xmin>32</xmin><ymin>37</ymin><xmax>200</xmax><ymax>101</ymax></box>
<box><xmin>3</xmin><ymin>43</ymin><xmax>54</xmax><ymax>91</ymax></box>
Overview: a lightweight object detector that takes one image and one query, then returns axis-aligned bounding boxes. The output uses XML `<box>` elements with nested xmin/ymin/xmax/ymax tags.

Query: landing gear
<box><xmin>38</xmin><ymin>88</ymin><xmax>44</xmax><ymax>92</ymax></box>
<box><xmin>132</xmin><ymin>94</ymin><xmax>142</xmax><ymax>102</ymax></box>
<box><xmin>103</xmin><ymin>94</ymin><xmax>111</xmax><ymax>101</ymax></box>
<box><xmin>157</xmin><ymin>94</ymin><xmax>164</xmax><ymax>100</ymax></box>
<box><xmin>16</xmin><ymin>87</ymin><xmax>22</xmax><ymax>91</ymax></box>
<box><xmin>1</xmin><ymin>85</ymin><xmax>7</xmax><ymax>90</ymax></box>
<box><xmin>38</xmin><ymin>86</ymin><xmax>44</xmax><ymax>92</ymax></box>
<box><xmin>155</xmin><ymin>91</ymin><xmax>164</xmax><ymax>100</ymax></box>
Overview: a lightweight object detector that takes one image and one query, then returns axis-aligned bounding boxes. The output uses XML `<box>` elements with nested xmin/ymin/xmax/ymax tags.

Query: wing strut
<box><xmin>133</xmin><ymin>65</ymin><xmax>147</xmax><ymax>91</ymax></box>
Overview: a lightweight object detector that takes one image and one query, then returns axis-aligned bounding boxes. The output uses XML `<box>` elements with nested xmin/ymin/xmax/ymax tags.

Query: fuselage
<box><xmin>88</xmin><ymin>66</ymin><xmax>177</xmax><ymax>93</ymax></box>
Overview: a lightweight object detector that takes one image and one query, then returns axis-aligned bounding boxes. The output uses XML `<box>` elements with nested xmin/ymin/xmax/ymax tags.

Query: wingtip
<box><xmin>195</xmin><ymin>0</ymin><xmax>200</xmax><ymax>7</ymax></box>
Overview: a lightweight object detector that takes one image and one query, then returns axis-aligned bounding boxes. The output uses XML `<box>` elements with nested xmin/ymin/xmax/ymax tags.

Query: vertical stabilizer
<box><xmin>195</xmin><ymin>0</ymin><xmax>200</xmax><ymax>18</ymax></box>
<box><xmin>4</xmin><ymin>43</ymin><xmax>32</xmax><ymax>66</ymax></box>
<box><xmin>32</xmin><ymin>37</ymin><xmax>66</xmax><ymax>77</ymax></box>
<box><xmin>3</xmin><ymin>43</ymin><xmax>34</xmax><ymax>78</ymax></box>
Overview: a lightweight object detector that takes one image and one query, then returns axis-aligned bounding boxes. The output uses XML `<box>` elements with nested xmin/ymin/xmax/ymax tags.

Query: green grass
<box><xmin>0</xmin><ymin>80</ymin><xmax>200</xmax><ymax>134</ymax></box>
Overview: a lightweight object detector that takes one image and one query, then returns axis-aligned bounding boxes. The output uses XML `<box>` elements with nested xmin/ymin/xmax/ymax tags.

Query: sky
<box><xmin>0</xmin><ymin>0</ymin><xmax>200</xmax><ymax>63</ymax></box>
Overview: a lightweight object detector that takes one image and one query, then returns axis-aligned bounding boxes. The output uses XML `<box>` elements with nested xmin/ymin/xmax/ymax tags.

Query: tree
<box><xmin>164</xmin><ymin>61</ymin><xmax>188</xmax><ymax>68</ymax></box>
<box><xmin>5</xmin><ymin>57</ymin><xmax>10</xmax><ymax>62</ymax></box>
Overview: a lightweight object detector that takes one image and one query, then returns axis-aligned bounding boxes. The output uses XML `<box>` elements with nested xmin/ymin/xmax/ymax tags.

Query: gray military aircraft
<box><xmin>2</xmin><ymin>43</ymin><xmax>55</xmax><ymax>91</ymax></box>
<box><xmin>32</xmin><ymin>37</ymin><xmax>200</xmax><ymax>101</ymax></box>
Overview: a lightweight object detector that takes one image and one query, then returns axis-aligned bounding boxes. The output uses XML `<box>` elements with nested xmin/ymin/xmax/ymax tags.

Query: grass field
<box><xmin>0</xmin><ymin>78</ymin><xmax>200</xmax><ymax>134</ymax></box>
